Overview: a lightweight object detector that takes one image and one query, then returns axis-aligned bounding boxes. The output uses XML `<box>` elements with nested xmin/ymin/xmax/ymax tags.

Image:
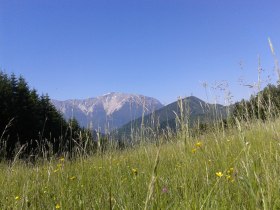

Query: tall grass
<box><xmin>1</xmin><ymin>116</ymin><xmax>280</xmax><ymax>209</ymax></box>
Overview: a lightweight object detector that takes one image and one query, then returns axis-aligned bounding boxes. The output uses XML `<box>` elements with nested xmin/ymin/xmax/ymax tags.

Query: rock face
<box><xmin>51</xmin><ymin>92</ymin><xmax>163</xmax><ymax>132</ymax></box>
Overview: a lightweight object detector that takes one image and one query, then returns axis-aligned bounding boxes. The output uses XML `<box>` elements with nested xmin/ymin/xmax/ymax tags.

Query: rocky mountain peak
<box><xmin>51</xmin><ymin>93</ymin><xmax>163</xmax><ymax>132</ymax></box>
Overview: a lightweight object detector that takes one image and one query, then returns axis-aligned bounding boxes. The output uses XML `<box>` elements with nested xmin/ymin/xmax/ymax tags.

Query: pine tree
<box><xmin>232</xmin><ymin>84</ymin><xmax>280</xmax><ymax>122</ymax></box>
<box><xmin>0</xmin><ymin>71</ymin><xmax>95</xmax><ymax>160</ymax></box>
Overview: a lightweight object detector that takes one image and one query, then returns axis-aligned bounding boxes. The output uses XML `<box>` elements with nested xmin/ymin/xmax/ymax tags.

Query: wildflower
<box><xmin>215</xmin><ymin>172</ymin><xmax>223</xmax><ymax>177</ymax></box>
<box><xmin>195</xmin><ymin>142</ymin><xmax>202</xmax><ymax>148</ymax></box>
<box><xmin>69</xmin><ymin>176</ymin><xmax>77</xmax><ymax>180</ymax></box>
<box><xmin>191</xmin><ymin>148</ymin><xmax>197</xmax><ymax>153</ymax></box>
<box><xmin>162</xmin><ymin>187</ymin><xmax>168</xmax><ymax>193</ymax></box>
<box><xmin>15</xmin><ymin>196</ymin><xmax>20</xmax><ymax>200</ymax></box>
<box><xmin>55</xmin><ymin>203</ymin><xmax>61</xmax><ymax>209</ymax></box>
<box><xmin>59</xmin><ymin>157</ymin><xmax>65</xmax><ymax>162</ymax></box>
<box><xmin>132</xmin><ymin>168</ymin><xmax>138</xmax><ymax>176</ymax></box>
<box><xmin>227</xmin><ymin>167</ymin><xmax>234</xmax><ymax>174</ymax></box>
<box><xmin>226</xmin><ymin>174</ymin><xmax>235</xmax><ymax>182</ymax></box>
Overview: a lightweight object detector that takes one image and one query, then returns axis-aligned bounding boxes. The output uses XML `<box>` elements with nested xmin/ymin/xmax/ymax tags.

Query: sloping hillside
<box><xmin>117</xmin><ymin>96</ymin><xmax>228</xmax><ymax>137</ymax></box>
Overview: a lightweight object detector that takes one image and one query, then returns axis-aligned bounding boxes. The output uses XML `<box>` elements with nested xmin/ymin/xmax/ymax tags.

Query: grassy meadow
<box><xmin>1</xmin><ymin>116</ymin><xmax>280</xmax><ymax>209</ymax></box>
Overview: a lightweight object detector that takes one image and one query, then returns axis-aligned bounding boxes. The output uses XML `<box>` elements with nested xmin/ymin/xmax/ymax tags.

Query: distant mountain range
<box><xmin>52</xmin><ymin>93</ymin><xmax>229</xmax><ymax>138</ymax></box>
<box><xmin>116</xmin><ymin>96</ymin><xmax>228</xmax><ymax>138</ymax></box>
<box><xmin>51</xmin><ymin>92</ymin><xmax>164</xmax><ymax>133</ymax></box>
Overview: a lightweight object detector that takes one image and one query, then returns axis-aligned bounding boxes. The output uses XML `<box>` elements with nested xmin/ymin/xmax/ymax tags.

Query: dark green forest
<box><xmin>0</xmin><ymin>71</ymin><xmax>95</xmax><ymax>160</ymax></box>
<box><xmin>232</xmin><ymin>84</ymin><xmax>280</xmax><ymax>121</ymax></box>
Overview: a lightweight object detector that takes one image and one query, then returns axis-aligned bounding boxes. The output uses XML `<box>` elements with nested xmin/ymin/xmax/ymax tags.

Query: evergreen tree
<box><xmin>232</xmin><ymin>84</ymin><xmax>280</xmax><ymax>122</ymax></box>
<box><xmin>0</xmin><ymin>71</ymin><xmax>95</xmax><ymax>160</ymax></box>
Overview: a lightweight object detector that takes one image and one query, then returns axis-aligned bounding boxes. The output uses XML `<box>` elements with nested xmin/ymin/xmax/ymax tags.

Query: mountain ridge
<box><xmin>116</xmin><ymin>95</ymin><xmax>228</xmax><ymax>138</ymax></box>
<box><xmin>51</xmin><ymin>92</ymin><xmax>164</xmax><ymax>132</ymax></box>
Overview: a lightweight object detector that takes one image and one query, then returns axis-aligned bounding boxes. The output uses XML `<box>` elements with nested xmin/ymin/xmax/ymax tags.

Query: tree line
<box><xmin>0</xmin><ymin>71</ymin><xmax>96</xmax><ymax>160</ymax></box>
<box><xmin>232</xmin><ymin>84</ymin><xmax>280</xmax><ymax>122</ymax></box>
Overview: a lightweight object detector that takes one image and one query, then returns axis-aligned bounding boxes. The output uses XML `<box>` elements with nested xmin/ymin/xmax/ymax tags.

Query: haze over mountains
<box><xmin>117</xmin><ymin>96</ymin><xmax>228</xmax><ymax>138</ymax></box>
<box><xmin>51</xmin><ymin>92</ymin><xmax>163</xmax><ymax>132</ymax></box>
<box><xmin>52</xmin><ymin>92</ymin><xmax>229</xmax><ymax>135</ymax></box>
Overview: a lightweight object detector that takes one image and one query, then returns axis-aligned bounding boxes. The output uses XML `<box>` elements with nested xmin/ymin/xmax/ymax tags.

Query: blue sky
<box><xmin>1</xmin><ymin>0</ymin><xmax>280</xmax><ymax>105</ymax></box>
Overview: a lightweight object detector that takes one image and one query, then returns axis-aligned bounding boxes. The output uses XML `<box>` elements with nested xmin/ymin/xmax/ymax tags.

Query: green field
<box><xmin>1</xmin><ymin>117</ymin><xmax>280</xmax><ymax>209</ymax></box>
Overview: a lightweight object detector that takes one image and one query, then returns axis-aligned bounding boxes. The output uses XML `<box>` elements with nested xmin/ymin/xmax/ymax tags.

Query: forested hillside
<box><xmin>0</xmin><ymin>72</ymin><xmax>94</xmax><ymax>160</ymax></box>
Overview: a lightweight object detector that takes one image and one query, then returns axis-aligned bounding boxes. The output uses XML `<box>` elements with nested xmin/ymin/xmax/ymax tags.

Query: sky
<box><xmin>1</xmin><ymin>0</ymin><xmax>280</xmax><ymax>105</ymax></box>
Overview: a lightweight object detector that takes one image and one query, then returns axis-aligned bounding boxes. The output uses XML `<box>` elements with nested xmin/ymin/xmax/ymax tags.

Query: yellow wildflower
<box><xmin>55</xmin><ymin>203</ymin><xmax>61</xmax><ymax>209</ymax></box>
<box><xmin>195</xmin><ymin>142</ymin><xmax>202</xmax><ymax>148</ymax></box>
<box><xmin>227</xmin><ymin>167</ymin><xmax>234</xmax><ymax>174</ymax></box>
<box><xmin>215</xmin><ymin>172</ymin><xmax>223</xmax><ymax>177</ymax></box>
<box><xmin>226</xmin><ymin>174</ymin><xmax>235</xmax><ymax>182</ymax></box>
<box><xmin>69</xmin><ymin>176</ymin><xmax>77</xmax><ymax>180</ymax></box>
<box><xmin>15</xmin><ymin>196</ymin><xmax>20</xmax><ymax>200</ymax></box>
<box><xmin>132</xmin><ymin>168</ymin><xmax>138</xmax><ymax>176</ymax></box>
<box><xmin>191</xmin><ymin>148</ymin><xmax>197</xmax><ymax>153</ymax></box>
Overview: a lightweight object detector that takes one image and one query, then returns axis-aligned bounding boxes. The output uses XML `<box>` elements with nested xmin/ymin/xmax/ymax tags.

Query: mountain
<box><xmin>51</xmin><ymin>92</ymin><xmax>164</xmax><ymax>133</ymax></box>
<box><xmin>117</xmin><ymin>96</ymin><xmax>229</xmax><ymax>137</ymax></box>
